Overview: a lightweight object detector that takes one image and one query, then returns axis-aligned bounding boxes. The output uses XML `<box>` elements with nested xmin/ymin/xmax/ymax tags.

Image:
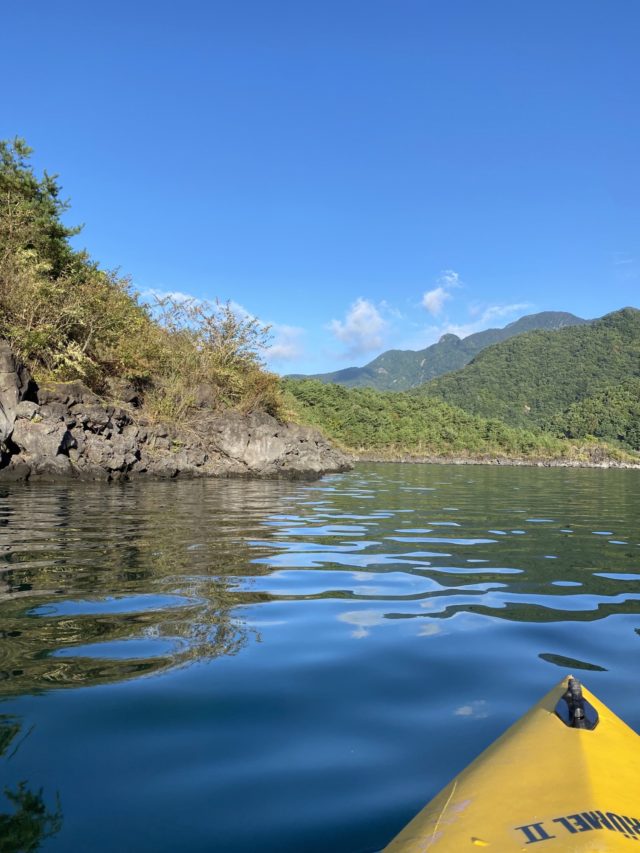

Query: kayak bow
<box><xmin>384</xmin><ymin>676</ymin><xmax>640</xmax><ymax>851</ymax></box>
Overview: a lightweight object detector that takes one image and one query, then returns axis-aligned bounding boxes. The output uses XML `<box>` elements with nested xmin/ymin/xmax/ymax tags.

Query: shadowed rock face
<box><xmin>0</xmin><ymin>340</ymin><xmax>32</xmax><ymax>443</ymax></box>
<box><xmin>0</xmin><ymin>341</ymin><xmax>351</xmax><ymax>482</ymax></box>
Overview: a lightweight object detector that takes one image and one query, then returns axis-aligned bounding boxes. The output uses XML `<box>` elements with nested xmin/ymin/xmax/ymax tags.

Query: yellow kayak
<box><xmin>384</xmin><ymin>676</ymin><xmax>640</xmax><ymax>851</ymax></box>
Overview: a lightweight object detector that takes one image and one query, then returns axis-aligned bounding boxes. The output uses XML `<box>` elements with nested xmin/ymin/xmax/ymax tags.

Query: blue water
<box><xmin>1</xmin><ymin>464</ymin><xmax>639</xmax><ymax>851</ymax></box>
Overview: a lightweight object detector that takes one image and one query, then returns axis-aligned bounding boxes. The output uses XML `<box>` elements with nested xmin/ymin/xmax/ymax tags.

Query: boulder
<box><xmin>139</xmin><ymin>456</ymin><xmax>180</xmax><ymax>478</ymax></box>
<box><xmin>0</xmin><ymin>457</ymin><xmax>32</xmax><ymax>481</ymax></box>
<box><xmin>105</xmin><ymin>405</ymin><xmax>132</xmax><ymax>431</ymax></box>
<box><xmin>72</xmin><ymin>460</ymin><xmax>111</xmax><ymax>482</ymax></box>
<box><xmin>70</xmin><ymin>403</ymin><xmax>111</xmax><ymax>433</ymax></box>
<box><xmin>37</xmin><ymin>381</ymin><xmax>100</xmax><ymax>408</ymax></box>
<box><xmin>39</xmin><ymin>401</ymin><xmax>75</xmax><ymax>426</ymax></box>
<box><xmin>105</xmin><ymin>377</ymin><xmax>141</xmax><ymax>407</ymax></box>
<box><xmin>29</xmin><ymin>454</ymin><xmax>74</xmax><ymax>480</ymax></box>
<box><xmin>0</xmin><ymin>340</ymin><xmax>32</xmax><ymax>443</ymax></box>
<box><xmin>207</xmin><ymin>412</ymin><xmax>351</xmax><ymax>478</ymax></box>
<box><xmin>81</xmin><ymin>432</ymin><xmax>139</xmax><ymax>472</ymax></box>
<box><xmin>11</xmin><ymin>418</ymin><xmax>74</xmax><ymax>459</ymax></box>
<box><xmin>14</xmin><ymin>401</ymin><xmax>40</xmax><ymax>421</ymax></box>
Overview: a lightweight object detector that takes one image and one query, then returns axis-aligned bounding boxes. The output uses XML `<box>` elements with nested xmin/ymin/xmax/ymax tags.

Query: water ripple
<box><xmin>2</xmin><ymin>464</ymin><xmax>640</xmax><ymax>852</ymax></box>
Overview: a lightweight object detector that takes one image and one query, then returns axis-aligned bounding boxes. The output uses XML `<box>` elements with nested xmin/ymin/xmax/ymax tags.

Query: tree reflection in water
<box><xmin>0</xmin><ymin>479</ymin><xmax>298</xmax><ymax>695</ymax></box>
<box><xmin>0</xmin><ymin>716</ymin><xmax>62</xmax><ymax>852</ymax></box>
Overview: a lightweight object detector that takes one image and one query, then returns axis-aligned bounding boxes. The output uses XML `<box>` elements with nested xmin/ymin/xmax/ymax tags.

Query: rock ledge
<box><xmin>0</xmin><ymin>342</ymin><xmax>351</xmax><ymax>482</ymax></box>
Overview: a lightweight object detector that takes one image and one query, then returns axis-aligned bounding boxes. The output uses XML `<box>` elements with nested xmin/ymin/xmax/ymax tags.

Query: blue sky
<box><xmin>3</xmin><ymin>1</ymin><xmax>638</xmax><ymax>374</ymax></box>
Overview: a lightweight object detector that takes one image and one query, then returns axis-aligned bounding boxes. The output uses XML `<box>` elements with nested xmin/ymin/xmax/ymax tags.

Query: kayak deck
<box><xmin>384</xmin><ymin>677</ymin><xmax>640</xmax><ymax>851</ymax></box>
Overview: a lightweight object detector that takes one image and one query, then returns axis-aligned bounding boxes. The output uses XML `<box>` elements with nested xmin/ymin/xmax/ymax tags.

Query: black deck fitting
<box><xmin>555</xmin><ymin>677</ymin><xmax>599</xmax><ymax>730</ymax></box>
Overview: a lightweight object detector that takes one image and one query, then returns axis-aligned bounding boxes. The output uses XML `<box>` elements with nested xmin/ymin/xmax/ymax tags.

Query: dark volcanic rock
<box><xmin>37</xmin><ymin>380</ymin><xmax>101</xmax><ymax>408</ymax></box>
<box><xmin>105</xmin><ymin>378</ymin><xmax>141</xmax><ymax>407</ymax></box>
<box><xmin>0</xmin><ymin>457</ymin><xmax>32</xmax><ymax>481</ymax></box>
<box><xmin>71</xmin><ymin>403</ymin><xmax>111</xmax><ymax>432</ymax></box>
<box><xmin>0</xmin><ymin>340</ymin><xmax>33</xmax><ymax>442</ymax></box>
<box><xmin>12</xmin><ymin>418</ymin><xmax>74</xmax><ymax>458</ymax></box>
<box><xmin>81</xmin><ymin>432</ymin><xmax>139</xmax><ymax>471</ymax></box>
<box><xmin>0</xmin><ymin>340</ymin><xmax>351</xmax><ymax>482</ymax></box>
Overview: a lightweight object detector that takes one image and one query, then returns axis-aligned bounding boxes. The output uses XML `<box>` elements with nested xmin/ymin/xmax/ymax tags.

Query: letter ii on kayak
<box><xmin>384</xmin><ymin>676</ymin><xmax>640</xmax><ymax>851</ymax></box>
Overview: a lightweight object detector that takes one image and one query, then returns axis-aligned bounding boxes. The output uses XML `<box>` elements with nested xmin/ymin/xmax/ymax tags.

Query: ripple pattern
<box><xmin>1</xmin><ymin>464</ymin><xmax>640</xmax><ymax>852</ymax></box>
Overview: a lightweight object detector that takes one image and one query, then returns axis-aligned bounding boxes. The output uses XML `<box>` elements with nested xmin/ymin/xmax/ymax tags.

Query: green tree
<box><xmin>284</xmin><ymin>378</ymin><xmax>635</xmax><ymax>463</ymax></box>
<box><xmin>0</xmin><ymin>138</ymin><xmax>284</xmax><ymax>419</ymax></box>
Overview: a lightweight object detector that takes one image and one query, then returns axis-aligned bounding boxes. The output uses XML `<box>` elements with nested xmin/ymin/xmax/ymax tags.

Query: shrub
<box><xmin>0</xmin><ymin>138</ymin><xmax>284</xmax><ymax>421</ymax></box>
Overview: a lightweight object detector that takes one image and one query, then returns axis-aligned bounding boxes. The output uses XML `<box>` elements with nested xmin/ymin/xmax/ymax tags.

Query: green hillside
<box><xmin>420</xmin><ymin>308</ymin><xmax>640</xmax><ymax>434</ymax></box>
<box><xmin>289</xmin><ymin>311</ymin><xmax>586</xmax><ymax>390</ymax></box>
<box><xmin>549</xmin><ymin>380</ymin><xmax>640</xmax><ymax>451</ymax></box>
<box><xmin>284</xmin><ymin>379</ymin><xmax>634</xmax><ymax>463</ymax></box>
<box><xmin>0</xmin><ymin>138</ymin><xmax>284</xmax><ymax>421</ymax></box>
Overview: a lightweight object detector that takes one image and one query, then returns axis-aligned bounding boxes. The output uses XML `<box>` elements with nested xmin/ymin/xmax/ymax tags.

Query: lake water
<box><xmin>1</xmin><ymin>463</ymin><xmax>639</xmax><ymax>852</ymax></box>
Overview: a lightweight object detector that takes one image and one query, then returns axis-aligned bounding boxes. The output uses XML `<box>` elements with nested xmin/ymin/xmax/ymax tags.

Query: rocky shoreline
<box><xmin>0</xmin><ymin>341</ymin><xmax>351</xmax><ymax>482</ymax></box>
<box><xmin>2</xmin><ymin>340</ymin><xmax>637</xmax><ymax>482</ymax></box>
<box><xmin>353</xmin><ymin>451</ymin><xmax>640</xmax><ymax>469</ymax></box>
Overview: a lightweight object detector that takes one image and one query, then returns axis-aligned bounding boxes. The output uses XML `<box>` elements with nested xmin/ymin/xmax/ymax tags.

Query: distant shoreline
<box><xmin>350</xmin><ymin>452</ymin><xmax>640</xmax><ymax>470</ymax></box>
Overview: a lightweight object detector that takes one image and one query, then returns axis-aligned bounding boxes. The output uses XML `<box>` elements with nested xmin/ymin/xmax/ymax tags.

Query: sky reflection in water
<box><xmin>1</xmin><ymin>463</ymin><xmax>640</xmax><ymax>852</ymax></box>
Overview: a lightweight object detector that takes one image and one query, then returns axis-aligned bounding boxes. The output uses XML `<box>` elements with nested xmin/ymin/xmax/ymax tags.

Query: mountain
<box><xmin>283</xmin><ymin>307</ymin><xmax>640</xmax><ymax>460</ymax></box>
<box><xmin>284</xmin><ymin>377</ymin><xmax>636</xmax><ymax>463</ymax></box>
<box><xmin>288</xmin><ymin>311</ymin><xmax>587</xmax><ymax>390</ymax></box>
<box><xmin>419</xmin><ymin>308</ymin><xmax>640</xmax><ymax>435</ymax></box>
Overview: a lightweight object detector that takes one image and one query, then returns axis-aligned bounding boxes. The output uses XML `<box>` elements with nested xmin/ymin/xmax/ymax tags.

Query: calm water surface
<box><xmin>1</xmin><ymin>463</ymin><xmax>639</xmax><ymax>851</ymax></box>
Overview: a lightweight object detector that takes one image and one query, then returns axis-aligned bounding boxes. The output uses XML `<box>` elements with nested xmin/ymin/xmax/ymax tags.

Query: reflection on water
<box><xmin>0</xmin><ymin>481</ymin><xmax>288</xmax><ymax>693</ymax></box>
<box><xmin>0</xmin><ymin>716</ymin><xmax>62</xmax><ymax>852</ymax></box>
<box><xmin>1</xmin><ymin>464</ymin><xmax>640</xmax><ymax>852</ymax></box>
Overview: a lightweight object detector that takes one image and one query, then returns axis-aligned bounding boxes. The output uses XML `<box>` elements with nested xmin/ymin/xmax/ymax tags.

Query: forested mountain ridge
<box><xmin>284</xmin><ymin>378</ymin><xmax>637</xmax><ymax>464</ymax></box>
<box><xmin>419</xmin><ymin>308</ymin><xmax>640</xmax><ymax>442</ymax></box>
<box><xmin>288</xmin><ymin>311</ymin><xmax>586</xmax><ymax>390</ymax></box>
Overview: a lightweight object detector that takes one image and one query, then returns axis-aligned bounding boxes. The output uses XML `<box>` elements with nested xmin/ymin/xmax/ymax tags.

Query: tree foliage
<box><xmin>418</xmin><ymin>309</ymin><xmax>640</xmax><ymax>451</ymax></box>
<box><xmin>0</xmin><ymin>138</ymin><xmax>284</xmax><ymax>420</ymax></box>
<box><xmin>548</xmin><ymin>380</ymin><xmax>640</xmax><ymax>450</ymax></box>
<box><xmin>144</xmin><ymin>296</ymin><xmax>282</xmax><ymax>419</ymax></box>
<box><xmin>284</xmin><ymin>379</ymin><xmax>632</xmax><ymax>461</ymax></box>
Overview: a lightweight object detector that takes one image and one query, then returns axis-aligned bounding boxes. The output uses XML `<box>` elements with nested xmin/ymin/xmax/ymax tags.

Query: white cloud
<box><xmin>417</xmin><ymin>622</ymin><xmax>443</xmax><ymax>637</ymax></box>
<box><xmin>329</xmin><ymin>298</ymin><xmax>387</xmax><ymax>356</ymax></box>
<box><xmin>226</xmin><ymin>304</ymin><xmax>307</xmax><ymax>365</ymax></box>
<box><xmin>481</xmin><ymin>302</ymin><xmax>532</xmax><ymax>322</ymax></box>
<box><xmin>422</xmin><ymin>269</ymin><xmax>463</xmax><ymax>316</ymax></box>
<box><xmin>454</xmin><ymin>699</ymin><xmax>489</xmax><ymax>719</ymax></box>
<box><xmin>422</xmin><ymin>286</ymin><xmax>451</xmax><ymax>316</ymax></box>
<box><xmin>265</xmin><ymin>324</ymin><xmax>305</xmax><ymax>363</ymax></box>
<box><xmin>612</xmin><ymin>252</ymin><xmax>638</xmax><ymax>280</ymax></box>
<box><xmin>396</xmin><ymin>299</ymin><xmax>534</xmax><ymax>351</ymax></box>
<box><xmin>140</xmin><ymin>287</ymin><xmax>201</xmax><ymax>305</ymax></box>
<box><xmin>379</xmin><ymin>299</ymin><xmax>403</xmax><ymax>320</ymax></box>
<box><xmin>139</xmin><ymin>290</ymin><xmax>305</xmax><ymax>364</ymax></box>
<box><xmin>439</xmin><ymin>269</ymin><xmax>462</xmax><ymax>288</ymax></box>
<box><xmin>441</xmin><ymin>302</ymin><xmax>533</xmax><ymax>339</ymax></box>
<box><xmin>228</xmin><ymin>299</ymin><xmax>254</xmax><ymax>319</ymax></box>
<box><xmin>337</xmin><ymin>609</ymin><xmax>386</xmax><ymax>639</ymax></box>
